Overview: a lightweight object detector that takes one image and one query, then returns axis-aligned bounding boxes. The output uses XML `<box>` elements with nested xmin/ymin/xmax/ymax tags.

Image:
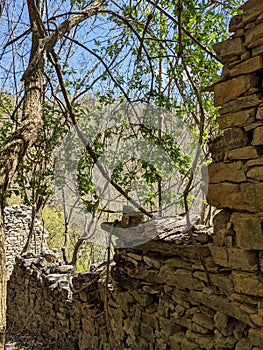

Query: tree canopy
<box><xmin>0</xmin><ymin>0</ymin><xmax>244</xmax><ymax>347</ymax></box>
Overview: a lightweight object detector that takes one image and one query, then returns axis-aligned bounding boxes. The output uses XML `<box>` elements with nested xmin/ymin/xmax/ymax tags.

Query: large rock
<box><xmin>225</xmin><ymin>145</ymin><xmax>259</xmax><ymax>160</ymax></box>
<box><xmin>247</xmin><ymin>166</ymin><xmax>263</xmax><ymax>180</ymax></box>
<box><xmin>228</xmin><ymin>248</ymin><xmax>258</xmax><ymax>271</ymax></box>
<box><xmin>230</xmin><ymin>56</ymin><xmax>263</xmax><ymax>76</ymax></box>
<box><xmin>232</xmin><ymin>271</ymin><xmax>263</xmax><ymax>297</ymax></box>
<box><xmin>207</xmin><ymin>182</ymin><xmax>263</xmax><ymax>212</ymax></box>
<box><xmin>217</xmin><ymin>108</ymin><xmax>256</xmax><ymax>129</ymax></box>
<box><xmin>231</xmin><ymin>213</ymin><xmax>263</xmax><ymax>250</ymax></box>
<box><xmin>222</xmin><ymin>127</ymin><xmax>249</xmax><ymax>150</ymax></box>
<box><xmin>246</xmin><ymin>22</ymin><xmax>263</xmax><ymax>48</ymax></box>
<box><xmin>208</xmin><ymin>161</ymin><xmax>246</xmax><ymax>183</ymax></box>
<box><xmin>252</xmin><ymin>126</ymin><xmax>263</xmax><ymax>145</ymax></box>
<box><xmin>229</xmin><ymin>15</ymin><xmax>244</xmax><ymax>32</ymax></box>
<box><xmin>214</xmin><ymin>74</ymin><xmax>259</xmax><ymax>106</ymax></box>
<box><xmin>213</xmin><ymin>37</ymin><xmax>245</xmax><ymax>63</ymax></box>
<box><xmin>256</xmin><ymin>106</ymin><xmax>263</xmax><ymax>119</ymax></box>
<box><xmin>210</xmin><ymin>245</ymin><xmax>258</xmax><ymax>271</ymax></box>
<box><xmin>219</xmin><ymin>94</ymin><xmax>263</xmax><ymax>115</ymax></box>
<box><xmin>248</xmin><ymin>328</ymin><xmax>263</xmax><ymax>347</ymax></box>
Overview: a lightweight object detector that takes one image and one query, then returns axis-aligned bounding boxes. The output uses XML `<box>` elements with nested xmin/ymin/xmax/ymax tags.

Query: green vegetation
<box><xmin>0</xmin><ymin>0</ymin><xmax>244</xmax><ymax>268</ymax></box>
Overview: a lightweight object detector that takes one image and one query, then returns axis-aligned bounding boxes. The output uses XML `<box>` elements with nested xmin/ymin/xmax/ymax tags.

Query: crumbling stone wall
<box><xmin>7</xmin><ymin>232</ymin><xmax>262</xmax><ymax>350</ymax></box>
<box><xmin>6</xmin><ymin>0</ymin><xmax>263</xmax><ymax>349</ymax></box>
<box><xmin>5</xmin><ymin>205</ymin><xmax>48</xmax><ymax>277</ymax></box>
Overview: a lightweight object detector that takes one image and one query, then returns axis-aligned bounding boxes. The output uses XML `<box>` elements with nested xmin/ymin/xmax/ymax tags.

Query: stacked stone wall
<box><xmin>206</xmin><ymin>0</ymin><xmax>263</xmax><ymax>315</ymax></box>
<box><xmin>7</xmin><ymin>233</ymin><xmax>263</xmax><ymax>350</ymax></box>
<box><xmin>6</xmin><ymin>0</ymin><xmax>263</xmax><ymax>349</ymax></box>
<box><xmin>5</xmin><ymin>205</ymin><xmax>48</xmax><ymax>277</ymax></box>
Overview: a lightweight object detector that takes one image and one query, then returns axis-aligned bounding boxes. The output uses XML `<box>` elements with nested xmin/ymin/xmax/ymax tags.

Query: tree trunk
<box><xmin>0</xmin><ymin>80</ymin><xmax>44</xmax><ymax>350</ymax></box>
<box><xmin>0</xmin><ymin>29</ymin><xmax>44</xmax><ymax>350</ymax></box>
<box><xmin>0</xmin><ymin>1</ymin><xmax>102</xmax><ymax>346</ymax></box>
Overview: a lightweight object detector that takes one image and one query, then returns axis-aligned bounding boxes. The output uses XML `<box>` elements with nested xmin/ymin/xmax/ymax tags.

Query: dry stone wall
<box><xmin>6</xmin><ymin>0</ymin><xmax>263</xmax><ymax>349</ymax></box>
<box><xmin>207</xmin><ymin>0</ymin><xmax>263</xmax><ymax>304</ymax></box>
<box><xmin>5</xmin><ymin>205</ymin><xmax>48</xmax><ymax>277</ymax></box>
<box><xmin>7</xmin><ymin>228</ymin><xmax>263</xmax><ymax>350</ymax></box>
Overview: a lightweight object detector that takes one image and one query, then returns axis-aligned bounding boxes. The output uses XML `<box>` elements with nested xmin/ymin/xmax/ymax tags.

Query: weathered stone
<box><xmin>185</xmin><ymin>331</ymin><xmax>215</xmax><ymax>349</ymax></box>
<box><xmin>218</xmin><ymin>65</ymin><xmax>231</xmax><ymax>82</ymax></box>
<box><xmin>240</xmin><ymin>50</ymin><xmax>251</xmax><ymax>61</ymax></box>
<box><xmin>229</xmin><ymin>15</ymin><xmax>244</xmax><ymax>32</ymax></box>
<box><xmin>131</xmin><ymin>289</ymin><xmax>153</xmax><ymax>307</ymax></box>
<box><xmin>253</xmin><ymin>42</ymin><xmax>263</xmax><ymax>57</ymax></box>
<box><xmin>213</xmin><ymin>37</ymin><xmax>245</xmax><ymax>63</ymax></box>
<box><xmin>214</xmin><ymin>312</ymin><xmax>230</xmax><ymax>336</ymax></box>
<box><xmin>244</xmin><ymin>121</ymin><xmax>262</xmax><ymax>131</ymax></box>
<box><xmin>174</xmin><ymin>304</ymin><xmax>186</xmax><ymax>317</ymax></box>
<box><xmin>248</xmin><ymin>328</ymin><xmax>263</xmax><ymax>346</ymax></box>
<box><xmin>194</xmin><ymin>271</ymin><xmax>233</xmax><ymax>293</ymax></box>
<box><xmin>209</xmin><ymin>246</ymin><xmax>229</xmax><ymax>267</ymax></box>
<box><xmin>190</xmin><ymin>291</ymin><xmax>252</xmax><ymax>326</ymax></box>
<box><xmin>207</xmin><ymin>182</ymin><xmax>263</xmax><ymax>212</ymax></box>
<box><xmin>250</xmin><ymin>313</ymin><xmax>263</xmax><ymax>327</ymax></box>
<box><xmin>168</xmin><ymin>335</ymin><xmax>181</xmax><ymax>349</ymax></box>
<box><xmin>143</xmin><ymin>255</ymin><xmax>161</xmax><ymax>269</ymax></box>
<box><xmin>213</xmin><ymin>229</ymin><xmax>234</xmax><ymax>247</ymax></box>
<box><xmin>191</xmin><ymin>322</ymin><xmax>209</xmax><ymax>334</ymax></box>
<box><xmin>141</xmin><ymin>312</ymin><xmax>157</xmax><ymax>329</ymax></box>
<box><xmin>140</xmin><ymin>323</ymin><xmax>155</xmax><ymax>342</ymax></box>
<box><xmin>229</xmin><ymin>248</ymin><xmax>258</xmax><ymax>271</ymax></box>
<box><xmin>246</xmin><ymin>156</ymin><xmax>263</xmax><ymax>167</ymax></box>
<box><xmin>179</xmin><ymin>338</ymin><xmax>199</xmax><ymax>350</ymax></box>
<box><xmin>209</xmin><ymin>129</ymin><xmax>252</xmax><ymax>162</ymax></box>
<box><xmin>217</xmin><ymin>108</ymin><xmax>256</xmax><ymax>129</ymax></box>
<box><xmin>233</xmin><ymin>28</ymin><xmax>246</xmax><ymax>39</ymax></box>
<box><xmin>247</xmin><ymin>166</ymin><xmax>263</xmax><ymax>180</ymax></box>
<box><xmin>232</xmin><ymin>271</ymin><xmax>263</xmax><ymax>297</ymax></box>
<box><xmin>161</xmin><ymin>269</ymin><xmax>204</xmax><ymax>290</ymax></box>
<box><xmin>169</xmin><ymin>332</ymin><xmax>199</xmax><ymax>350</ymax></box>
<box><xmin>214</xmin><ymin>75</ymin><xmax>259</xmax><ymax>106</ymax></box>
<box><xmin>208</xmin><ymin>161</ymin><xmax>246</xmax><ymax>183</ymax></box>
<box><xmin>256</xmin><ymin>106</ymin><xmax>263</xmax><ymax>120</ymax></box>
<box><xmin>252</xmin><ymin>126</ymin><xmax>263</xmax><ymax>145</ymax></box>
<box><xmin>225</xmin><ymin>145</ymin><xmax>259</xmax><ymax>160</ymax></box>
<box><xmin>241</xmin><ymin>0</ymin><xmax>263</xmax><ymax>24</ymax></box>
<box><xmin>223</xmin><ymin>128</ymin><xmax>249</xmax><ymax>150</ymax></box>
<box><xmin>215</xmin><ymin>335</ymin><xmax>237</xmax><ymax>349</ymax></box>
<box><xmin>213</xmin><ymin>210</ymin><xmax>232</xmax><ymax>233</ymax></box>
<box><xmin>192</xmin><ymin>313</ymin><xmax>214</xmax><ymax>330</ymax></box>
<box><xmin>219</xmin><ymin>94</ymin><xmax>263</xmax><ymax>115</ymax></box>
<box><xmin>246</xmin><ymin>23</ymin><xmax>263</xmax><ymax>48</ymax></box>
<box><xmin>231</xmin><ymin>213</ymin><xmax>263</xmax><ymax>250</ymax></box>
<box><xmin>233</xmin><ymin>322</ymin><xmax>247</xmax><ymax>339</ymax></box>
<box><xmin>208</xmin><ymin>136</ymin><xmax>225</xmax><ymax>162</ymax></box>
<box><xmin>258</xmin><ymin>252</ymin><xmax>263</xmax><ymax>273</ymax></box>
<box><xmin>159</xmin><ymin>258</ymin><xmax>192</xmax><ymax>278</ymax></box>
<box><xmin>230</xmin><ymin>56</ymin><xmax>263</xmax><ymax>77</ymax></box>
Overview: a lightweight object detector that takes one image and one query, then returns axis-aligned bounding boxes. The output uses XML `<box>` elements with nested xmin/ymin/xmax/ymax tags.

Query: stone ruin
<box><xmin>5</xmin><ymin>205</ymin><xmax>48</xmax><ymax>277</ymax></box>
<box><xmin>5</xmin><ymin>0</ymin><xmax>263</xmax><ymax>349</ymax></box>
<box><xmin>207</xmin><ymin>0</ymin><xmax>263</xmax><ymax>298</ymax></box>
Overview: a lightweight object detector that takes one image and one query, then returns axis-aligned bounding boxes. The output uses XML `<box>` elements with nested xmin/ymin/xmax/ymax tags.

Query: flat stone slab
<box><xmin>101</xmin><ymin>216</ymin><xmax>213</xmax><ymax>248</ymax></box>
